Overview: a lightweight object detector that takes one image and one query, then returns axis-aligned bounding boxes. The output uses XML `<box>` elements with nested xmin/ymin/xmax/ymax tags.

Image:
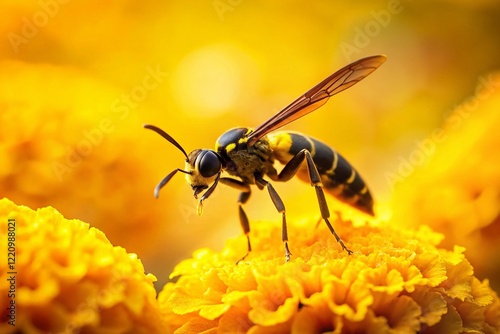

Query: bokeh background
<box><xmin>1</xmin><ymin>0</ymin><xmax>499</xmax><ymax>292</ymax></box>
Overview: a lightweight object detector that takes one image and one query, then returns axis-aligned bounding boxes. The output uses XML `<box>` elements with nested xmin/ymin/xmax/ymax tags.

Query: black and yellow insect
<box><xmin>144</xmin><ymin>55</ymin><xmax>386</xmax><ymax>262</ymax></box>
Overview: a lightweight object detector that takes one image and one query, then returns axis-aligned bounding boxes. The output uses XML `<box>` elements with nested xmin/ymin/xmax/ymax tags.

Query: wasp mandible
<box><xmin>145</xmin><ymin>55</ymin><xmax>386</xmax><ymax>262</ymax></box>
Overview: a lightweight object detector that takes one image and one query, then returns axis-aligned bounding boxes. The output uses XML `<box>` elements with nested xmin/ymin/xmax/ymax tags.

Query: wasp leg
<box><xmin>219</xmin><ymin>178</ymin><xmax>253</xmax><ymax>264</ymax></box>
<box><xmin>273</xmin><ymin>149</ymin><xmax>353</xmax><ymax>255</ymax></box>
<box><xmin>255</xmin><ymin>175</ymin><xmax>292</xmax><ymax>262</ymax></box>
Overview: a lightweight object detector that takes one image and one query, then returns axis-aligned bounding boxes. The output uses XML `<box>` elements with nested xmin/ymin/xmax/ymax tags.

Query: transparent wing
<box><xmin>247</xmin><ymin>55</ymin><xmax>386</xmax><ymax>146</ymax></box>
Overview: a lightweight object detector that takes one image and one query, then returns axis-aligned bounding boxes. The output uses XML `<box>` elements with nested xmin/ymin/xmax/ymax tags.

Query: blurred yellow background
<box><xmin>1</xmin><ymin>1</ymin><xmax>499</xmax><ymax>292</ymax></box>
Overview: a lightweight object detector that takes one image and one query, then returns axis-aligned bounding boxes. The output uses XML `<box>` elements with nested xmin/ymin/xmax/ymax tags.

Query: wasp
<box><xmin>144</xmin><ymin>55</ymin><xmax>386</xmax><ymax>262</ymax></box>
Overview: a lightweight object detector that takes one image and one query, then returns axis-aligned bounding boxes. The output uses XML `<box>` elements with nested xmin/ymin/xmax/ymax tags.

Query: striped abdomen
<box><xmin>267</xmin><ymin>131</ymin><xmax>374</xmax><ymax>216</ymax></box>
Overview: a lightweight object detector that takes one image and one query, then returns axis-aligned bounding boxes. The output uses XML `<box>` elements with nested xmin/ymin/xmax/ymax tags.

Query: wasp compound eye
<box><xmin>197</xmin><ymin>150</ymin><xmax>221</xmax><ymax>178</ymax></box>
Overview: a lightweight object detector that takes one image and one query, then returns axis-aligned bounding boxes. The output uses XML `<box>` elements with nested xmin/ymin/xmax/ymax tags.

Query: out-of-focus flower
<box><xmin>0</xmin><ymin>198</ymin><xmax>164</xmax><ymax>334</ymax></box>
<box><xmin>158</xmin><ymin>216</ymin><xmax>500</xmax><ymax>333</ymax></box>
<box><xmin>0</xmin><ymin>60</ymin><xmax>174</xmax><ymax>260</ymax></box>
<box><xmin>390</xmin><ymin>72</ymin><xmax>500</xmax><ymax>292</ymax></box>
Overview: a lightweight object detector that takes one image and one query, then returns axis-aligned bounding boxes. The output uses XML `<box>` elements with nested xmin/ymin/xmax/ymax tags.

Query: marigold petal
<box><xmin>324</xmin><ymin>279</ymin><xmax>373</xmax><ymax>322</ymax></box>
<box><xmin>168</xmin><ymin>286</ymin><xmax>218</xmax><ymax>315</ymax></box>
<box><xmin>291</xmin><ymin>300</ymin><xmax>342</xmax><ymax>334</ymax></box>
<box><xmin>219</xmin><ymin>262</ymin><xmax>258</xmax><ymax>291</ymax></box>
<box><xmin>342</xmin><ymin>309</ymin><xmax>390</xmax><ymax>333</ymax></box>
<box><xmin>174</xmin><ymin>317</ymin><xmax>219</xmax><ymax>334</ymax></box>
<box><xmin>377</xmin><ymin>295</ymin><xmax>422</xmax><ymax>333</ymax></box>
<box><xmin>221</xmin><ymin>290</ymin><xmax>252</xmax><ymax>310</ymax></box>
<box><xmin>441</xmin><ymin>257</ymin><xmax>474</xmax><ymax>301</ymax></box>
<box><xmin>426</xmin><ymin>304</ymin><xmax>464</xmax><ymax>334</ymax></box>
<box><xmin>247</xmin><ymin>320</ymin><xmax>295</xmax><ymax>334</ymax></box>
<box><xmin>455</xmin><ymin>301</ymin><xmax>486</xmax><ymax>332</ymax></box>
<box><xmin>414</xmin><ymin>251</ymin><xmax>447</xmax><ymax>287</ymax></box>
<box><xmin>249</xmin><ymin>297</ymin><xmax>298</xmax><ymax>327</ymax></box>
<box><xmin>199</xmin><ymin>304</ymin><xmax>231</xmax><ymax>320</ymax></box>
<box><xmin>470</xmin><ymin>278</ymin><xmax>494</xmax><ymax>307</ymax></box>
<box><xmin>218</xmin><ymin>307</ymin><xmax>253</xmax><ymax>333</ymax></box>
<box><xmin>247</xmin><ymin>270</ymin><xmax>298</xmax><ymax>326</ymax></box>
<box><xmin>484</xmin><ymin>288</ymin><xmax>500</xmax><ymax>333</ymax></box>
<box><xmin>363</xmin><ymin>266</ymin><xmax>405</xmax><ymax>294</ymax></box>
<box><xmin>408</xmin><ymin>288</ymin><xmax>448</xmax><ymax>326</ymax></box>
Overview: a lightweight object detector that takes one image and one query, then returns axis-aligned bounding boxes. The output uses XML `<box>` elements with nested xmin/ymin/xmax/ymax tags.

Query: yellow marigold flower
<box><xmin>158</xmin><ymin>217</ymin><xmax>500</xmax><ymax>333</ymax></box>
<box><xmin>0</xmin><ymin>198</ymin><xmax>164</xmax><ymax>334</ymax></box>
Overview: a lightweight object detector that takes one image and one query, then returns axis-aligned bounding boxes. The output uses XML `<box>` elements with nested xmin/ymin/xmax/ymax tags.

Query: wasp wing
<box><xmin>246</xmin><ymin>55</ymin><xmax>386</xmax><ymax>146</ymax></box>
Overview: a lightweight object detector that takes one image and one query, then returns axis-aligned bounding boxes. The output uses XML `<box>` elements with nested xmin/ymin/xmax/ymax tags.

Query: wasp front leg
<box><xmin>271</xmin><ymin>149</ymin><xmax>353</xmax><ymax>255</ymax></box>
<box><xmin>219</xmin><ymin>178</ymin><xmax>253</xmax><ymax>263</ymax></box>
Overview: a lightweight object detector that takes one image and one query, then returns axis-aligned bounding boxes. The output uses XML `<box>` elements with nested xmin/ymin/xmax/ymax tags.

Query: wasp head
<box><xmin>185</xmin><ymin>149</ymin><xmax>222</xmax><ymax>199</ymax></box>
<box><xmin>143</xmin><ymin>124</ymin><xmax>223</xmax><ymax>216</ymax></box>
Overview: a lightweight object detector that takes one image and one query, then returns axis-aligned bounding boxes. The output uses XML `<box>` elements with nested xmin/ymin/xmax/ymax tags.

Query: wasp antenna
<box><xmin>154</xmin><ymin>168</ymin><xmax>182</xmax><ymax>198</ymax></box>
<box><xmin>144</xmin><ymin>124</ymin><xmax>189</xmax><ymax>159</ymax></box>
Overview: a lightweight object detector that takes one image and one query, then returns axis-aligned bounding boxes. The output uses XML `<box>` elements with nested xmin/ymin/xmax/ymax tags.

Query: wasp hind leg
<box><xmin>219</xmin><ymin>178</ymin><xmax>253</xmax><ymax>264</ymax></box>
<box><xmin>254</xmin><ymin>175</ymin><xmax>292</xmax><ymax>262</ymax></box>
<box><xmin>273</xmin><ymin>149</ymin><xmax>353</xmax><ymax>255</ymax></box>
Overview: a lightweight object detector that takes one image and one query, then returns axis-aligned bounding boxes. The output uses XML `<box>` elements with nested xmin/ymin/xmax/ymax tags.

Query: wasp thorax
<box><xmin>185</xmin><ymin>149</ymin><xmax>222</xmax><ymax>198</ymax></box>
